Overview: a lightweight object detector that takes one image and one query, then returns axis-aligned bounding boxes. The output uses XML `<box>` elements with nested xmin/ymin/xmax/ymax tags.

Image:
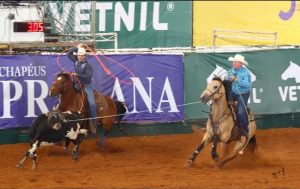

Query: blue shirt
<box><xmin>226</xmin><ymin>66</ymin><xmax>252</xmax><ymax>94</ymax></box>
<box><xmin>67</xmin><ymin>47</ymin><xmax>93</xmax><ymax>85</ymax></box>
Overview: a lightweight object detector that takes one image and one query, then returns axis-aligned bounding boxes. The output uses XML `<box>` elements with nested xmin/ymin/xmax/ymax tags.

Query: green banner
<box><xmin>44</xmin><ymin>1</ymin><xmax>192</xmax><ymax>48</ymax></box>
<box><xmin>184</xmin><ymin>49</ymin><xmax>300</xmax><ymax>120</ymax></box>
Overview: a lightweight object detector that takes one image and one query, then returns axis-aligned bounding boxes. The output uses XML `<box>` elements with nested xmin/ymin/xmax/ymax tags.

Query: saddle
<box><xmin>227</xmin><ymin>101</ymin><xmax>255</xmax><ymax>142</ymax></box>
<box><xmin>227</xmin><ymin>101</ymin><xmax>255</xmax><ymax>123</ymax></box>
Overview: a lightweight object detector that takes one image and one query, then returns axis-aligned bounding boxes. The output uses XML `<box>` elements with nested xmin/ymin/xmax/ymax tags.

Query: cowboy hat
<box><xmin>77</xmin><ymin>47</ymin><xmax>86</xmax><ymax>56</ymax></box>
<box><xmin>228</xmin><ymin>54</ymin><xmax>248</xmax><ymax>65</ymax></box>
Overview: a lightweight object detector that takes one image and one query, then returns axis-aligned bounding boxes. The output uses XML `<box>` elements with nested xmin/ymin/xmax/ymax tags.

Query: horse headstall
<box><xmin>202</xmin><ymin>79</ymin><xmax>224</xmax><ymax>102</ymax></box>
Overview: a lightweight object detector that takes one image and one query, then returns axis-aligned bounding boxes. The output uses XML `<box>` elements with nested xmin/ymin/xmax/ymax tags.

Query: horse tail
<box><xmin>114</xmin><ymin>101</ymin><xmax>127</xmax><ymax>125</ymax></box>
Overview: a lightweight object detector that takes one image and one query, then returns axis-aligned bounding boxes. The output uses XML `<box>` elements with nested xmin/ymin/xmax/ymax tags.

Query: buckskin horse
<box><xmin>186</xmin><ymin>77</ymin><xmax>257</xmax><ymax>168</ymax></box>
<box><xmin>48</xmin><ymin>72</ymin><xmax>127</xmax><ymax>149</ymax></box>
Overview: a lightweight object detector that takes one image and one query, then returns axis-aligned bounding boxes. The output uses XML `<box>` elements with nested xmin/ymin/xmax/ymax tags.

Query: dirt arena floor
<box><xmin>1</xmin><ymin>127</ymin><xmax>299</xmax><ymax>189</ymax></box>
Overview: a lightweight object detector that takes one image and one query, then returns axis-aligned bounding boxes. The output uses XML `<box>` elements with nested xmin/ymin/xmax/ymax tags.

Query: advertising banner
<box><xmin>0</xmin><ymin>54</ymin><xmax>184</xmax><ymax>129</ymax></box>
<box><xmin>193</xmin><ymin>1</ymin><xmax>300</xmax><ymax>46</ymax></box>
<box><xmin>184</xmin><ymin>49</ymin><xmax>300</xmax><ymax>120</ymax></box>
<box><xmin>45</xmin><ymin>1</ymin><xmax>192</xmax><ymax>48</ymax></box>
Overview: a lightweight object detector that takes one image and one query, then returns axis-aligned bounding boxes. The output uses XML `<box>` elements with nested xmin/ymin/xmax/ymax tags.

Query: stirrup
<box><xmin>238</xmin><ymin>135</ymin><xmax>248</xmax><ymax>155</ymax></box>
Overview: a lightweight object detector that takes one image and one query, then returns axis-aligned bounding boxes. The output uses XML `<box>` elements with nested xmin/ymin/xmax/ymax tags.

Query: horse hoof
<box><xmin>97</xmin><ymin>144</ymin><xmax>104</xmax><ymax>151</ymax></box>
<box><xmin>16</xmin><ymin>163</ymin><xmax>23</xmax><ymax>169</ymax></box>
<box><xmin>217</xmin><ymin>162</ymin><xmax>224</xmax><ymax>169</ymax></box>
<box><xmin>212</xmin><ymin>154</ymin><xmax>219</xmax><ymax>162</ymax></box>
<box><xmin>212</xmin><ymin>156</ymin><xmax>219</xmax><ymax>162</ymax></box>
<box><xmin>185</xmin><ymin>160</ymin><xmax>193</xmax><ymax>168</ymax></box>
<box><xmin>97</xmin><ymin>140</ymin><xmax>106</xmax><ymax>151</ymax></box>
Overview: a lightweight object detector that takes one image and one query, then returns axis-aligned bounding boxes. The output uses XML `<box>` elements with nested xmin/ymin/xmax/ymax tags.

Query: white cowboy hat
<box><xmin>228</xmin><ymin>54</ymin><xmax>248</xmax><ymax>65</ymax></box>
<box><xmin>77</xmin><ymin>47</ymin><xmax>86</xmax><ymax>56</ymax></box>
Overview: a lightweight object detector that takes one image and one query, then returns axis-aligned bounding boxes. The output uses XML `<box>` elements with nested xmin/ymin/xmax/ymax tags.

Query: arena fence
<box><xmin>1</xmin><ymin>48</ymin><xmax>300</xmax><ymax>144</ymax></box>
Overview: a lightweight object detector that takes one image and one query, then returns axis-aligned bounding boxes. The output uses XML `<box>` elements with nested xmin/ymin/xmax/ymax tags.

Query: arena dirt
<box><xmin>1</xmin><ymin>128</ymin><xmax>299</xmax><ymax>189</ymax></box>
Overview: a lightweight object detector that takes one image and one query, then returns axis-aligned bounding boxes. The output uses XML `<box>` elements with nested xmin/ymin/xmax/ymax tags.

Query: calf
<box><xmin>17</xmin><ymin>110</ymin><xmax>87</xmax><ymax>169</ymax></box>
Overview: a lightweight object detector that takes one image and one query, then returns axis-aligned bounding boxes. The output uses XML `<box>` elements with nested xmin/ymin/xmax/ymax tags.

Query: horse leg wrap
<box><xmin>190</xmin><ymin>143</ymin><xmax>204</xmax><ymax>161</ymax></box>
<box><xmin>211</xmin><ymin>144</ymin><xmax>219</xmax><ymax>161</ymax></box>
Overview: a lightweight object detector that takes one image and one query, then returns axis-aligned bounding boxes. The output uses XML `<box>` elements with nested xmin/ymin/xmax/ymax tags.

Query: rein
<box><xmin>206</xmin><ymin>80</ymin><xmax>230</xmax><ymax>137</ymax></box>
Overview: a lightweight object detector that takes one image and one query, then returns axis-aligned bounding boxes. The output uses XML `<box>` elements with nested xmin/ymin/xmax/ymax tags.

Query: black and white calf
<box><xmin>17</xmin><ymin>110</ymin><xmax>87</xmax><ymax>169</ymax></box>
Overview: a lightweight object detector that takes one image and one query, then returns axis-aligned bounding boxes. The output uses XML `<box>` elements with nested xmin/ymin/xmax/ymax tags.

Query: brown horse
<box><xmin>48</xmin><ymin>72</ymin><xmax>127</xmax><ymax>148</ymax></box>
<box><xmin>186</xmin><ymin>77</ymin><xmax>257</xmax><ymax>168</ymax></box>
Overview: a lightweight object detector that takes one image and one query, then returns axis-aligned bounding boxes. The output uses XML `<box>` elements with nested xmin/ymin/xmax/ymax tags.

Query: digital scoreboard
<box><xmin>13</xmin><ymin>22</ymin><xmax>45</xmax><ymax>32</ymax></box>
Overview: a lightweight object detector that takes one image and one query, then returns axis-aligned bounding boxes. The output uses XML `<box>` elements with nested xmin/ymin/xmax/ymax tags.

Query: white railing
<box><xmin>213</xmin><ymin>29</ymin><xmax>278</xmax><ymax>49</ymax></box>
<box><xmin>57</xmin><ymin>32</ymin><xmax>118</xmax><ymax>49</ymax></box>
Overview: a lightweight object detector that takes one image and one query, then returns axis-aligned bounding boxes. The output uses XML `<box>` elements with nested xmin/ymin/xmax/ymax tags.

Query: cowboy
<box><xmin>225</xmin><ymin>54</ymin><xmax>252</xmax><ymax>143</ymax></box>
<box><xmin>66</xmin><ymin>43</ymin><xmax>97</xmax><ymax>132</ymax></box>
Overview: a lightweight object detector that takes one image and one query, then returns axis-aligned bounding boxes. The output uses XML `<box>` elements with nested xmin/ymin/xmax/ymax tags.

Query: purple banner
<box><xmin>0</xmin><ymin>54</ymin><xmax>184</xmax><ymax>129</ymax></box>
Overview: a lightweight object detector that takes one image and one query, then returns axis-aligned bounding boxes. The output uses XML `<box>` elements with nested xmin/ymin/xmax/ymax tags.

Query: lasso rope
<box><xmin>83</xmin><ymin>44</ymin><xmax>135</xmax><ymax>84</ymax></box>
<box><xmin>56</xmin><ymin>44</ymin><xmax>135</xmax><ymax>85</ymax></box>
<box><xmin>55</xmin><ymin>43</ymin><xmax>136</xmax><ymax>111</ymax></box>
<box><xmin>63</xmin><ymin>101</ymin><xmax>202</xmax><ymax>123</ymax></box>
<box><xmin>235</xmin><ymin>86</ymin><xmax>251</xmax><ymax>153</ymax></box>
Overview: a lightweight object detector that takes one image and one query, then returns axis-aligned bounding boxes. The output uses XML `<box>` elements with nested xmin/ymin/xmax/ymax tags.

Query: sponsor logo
<box><xmin>48</xmin><ymin>2</ymin><xmax>172</xmax><ymax>32</ymax></box>
<box><xmin>279</xmin><ymin>0</ymin><xmax>296</xmax><ymax>21</ymax></box>
<box><xmin>278</xmin><ymin>61</ymin><xmax>300</xmax><ymax>102</ymax></box>
<box><xmin>281</xmin><ymin>61</ymin><xmax>300</xmax><ymax>83</ymax></box>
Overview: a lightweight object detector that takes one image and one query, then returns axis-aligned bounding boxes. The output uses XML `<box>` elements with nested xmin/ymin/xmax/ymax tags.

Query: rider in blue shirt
<box><xmin>225</xmin><ymin>54</ymin><xmax>252</xmax><ymax>142</ymax></box>
<box><xmin>67</xmin><ymin>44</ymin><xmax>97</xmax><ymax>133</ymax></box>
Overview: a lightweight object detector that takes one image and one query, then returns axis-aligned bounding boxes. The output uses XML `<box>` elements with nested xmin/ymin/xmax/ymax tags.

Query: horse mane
<box><xmin>57</xmin><ymin>72</ymin><xmax>71</xmax><ymax>80</ymax></box>
<box><xmin>212</xmin><ymin>76</ymin><xmax>231</xmax><ymax>102</ymax></box>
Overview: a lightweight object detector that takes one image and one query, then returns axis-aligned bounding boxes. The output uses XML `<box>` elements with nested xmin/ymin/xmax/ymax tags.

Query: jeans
<box><xmin>229</xmin><ymin>92</ymin><xmax>250</xmax><ymax>137</ymax></box>
<box><xmin>84</xmin><ymin>84</ymin><xmax>97</xmax><ymax>124</ymax></box>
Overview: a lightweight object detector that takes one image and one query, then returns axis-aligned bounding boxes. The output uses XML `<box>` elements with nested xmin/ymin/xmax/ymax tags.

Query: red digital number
<box><xmin>27</xmin><ymin>22</ymin><xmax>44</xmax><ymax>32</ymax></box>
<box><xmin>27</xmin><ymin>22</ymin><xmax>33</xmax><ymax>32</ymax></box>
<box><xmin>38</xmin><ymin>22</ymin><xmax>44</xmax><ymax>32</ymax></box>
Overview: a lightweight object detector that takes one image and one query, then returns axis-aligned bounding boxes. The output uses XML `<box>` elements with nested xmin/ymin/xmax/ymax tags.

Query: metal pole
<box><xmin>114</xmin><ymin>33</ymin><xmax>118</xmax><ymax>50</ymax></box>
<box><xmin>212</xmin><ymin>30</ymin><xmax>216</xmax><ymax>50</ymax></box>
<box><xmin>274</xmin><ymin>32</ymin><xmax>278</xmax><ymax>48</ymax></box>
<box><xmin>91</xmin><ymin>1</ymin><xmax>96</xmax><ymax>48</ymax></box>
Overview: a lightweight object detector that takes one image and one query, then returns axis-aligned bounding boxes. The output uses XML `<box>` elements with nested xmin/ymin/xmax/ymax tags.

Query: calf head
<box><xmin>47</xmin><ymin>110</ymin><xmax>65</xmax><ymax>130</ymax></box>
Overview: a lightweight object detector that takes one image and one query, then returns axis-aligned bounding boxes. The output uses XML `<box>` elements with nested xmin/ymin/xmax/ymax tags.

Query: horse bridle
<box><xmin>203</xmin><ymin>80</ymin><xmax>225</xmax><ymax>101</ymax></box>
<box><xmin>52</xmin><ymin>74</ymin><xmax>85</xmax><ymax>113</ymax></box>
<box><xmin>50</xmin><ymin>76</ymin><xmax>67</xmax><ymax>96</ymax></box>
